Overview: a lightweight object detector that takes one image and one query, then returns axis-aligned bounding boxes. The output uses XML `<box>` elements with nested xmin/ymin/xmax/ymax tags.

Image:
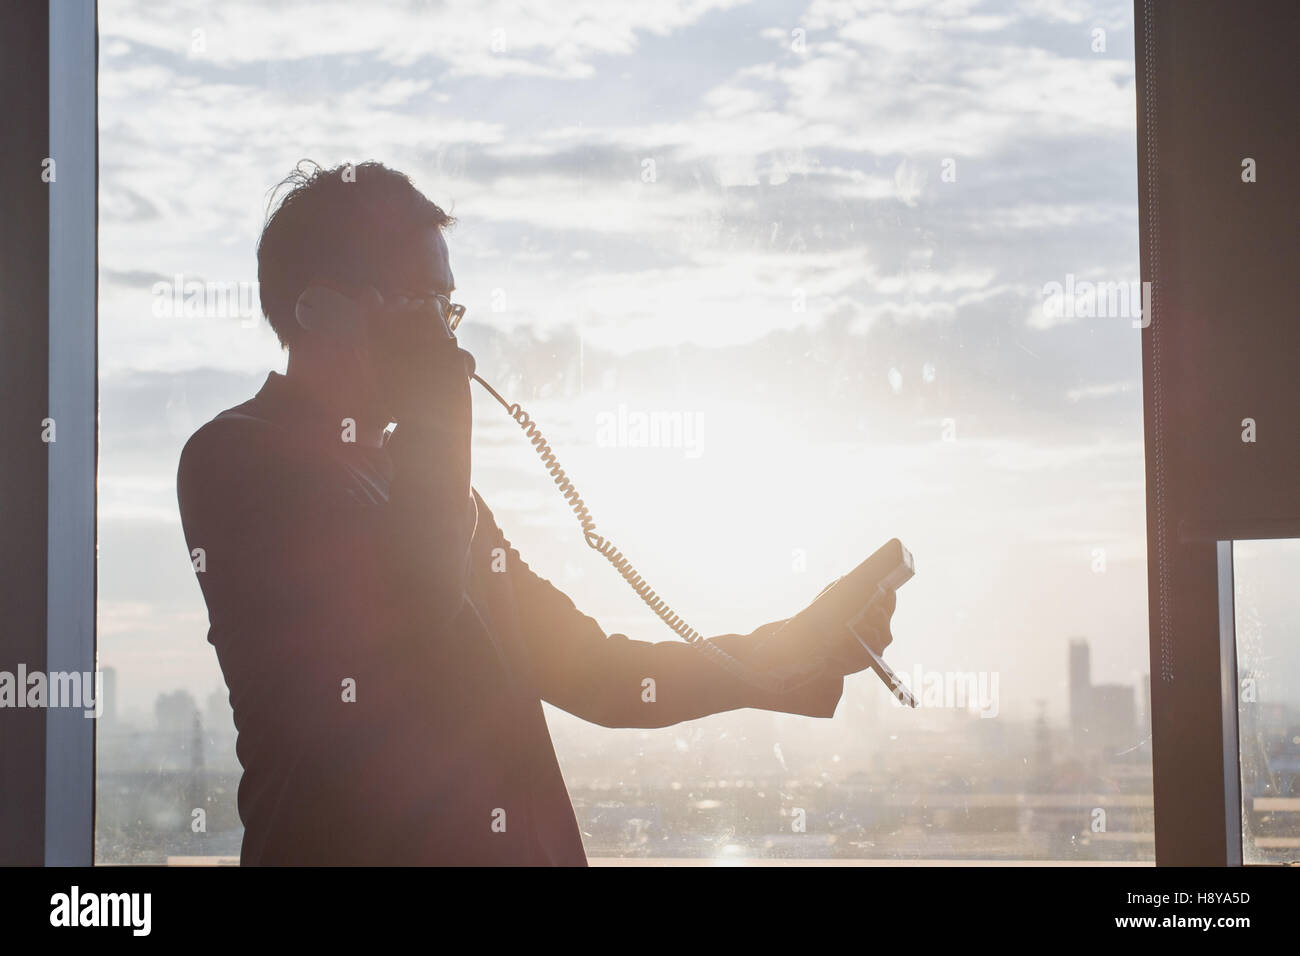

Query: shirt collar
<box><xmin>255</xmin><ymin>371</ymin><xmax>332</xmax><ymax>426</ymax></box>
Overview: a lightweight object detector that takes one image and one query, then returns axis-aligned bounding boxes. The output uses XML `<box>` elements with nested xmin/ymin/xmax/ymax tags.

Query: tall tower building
<box><xmin>100</xmin><ymin>665</ymin><xmax>117</xmax><ymax>724</ymax></box>
<box><xmin>1067</xmin><ymin>638</ymin><xmax>1138</xmax><ymax>757</ymax></box>
<box><xmin>1068</xmin><ymin>638</ymin><xmax>1091</xmax><ymax>732</ymax></box>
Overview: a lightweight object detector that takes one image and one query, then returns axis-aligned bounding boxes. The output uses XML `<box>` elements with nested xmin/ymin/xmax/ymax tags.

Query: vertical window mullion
<box><xmin>1216</xmin><ymin>541</ymin><xmax>1243</xmax><ymax>865</ymax></box>
<box><xmin>44</xmin><ymin>0</ymin><xmax>98</xmax><ymax>867</ymax></box>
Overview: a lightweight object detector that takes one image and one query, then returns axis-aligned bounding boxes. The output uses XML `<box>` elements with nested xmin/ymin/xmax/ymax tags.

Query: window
<box><xmin>95</xmin><ymin>0</ymin><xmax>1151</xmax><ymax>863</ymax></box>
<box><xmin>1232</xmin><ymin>539</ymin><xmax>1300</xmax><ymax>864</ymax></box>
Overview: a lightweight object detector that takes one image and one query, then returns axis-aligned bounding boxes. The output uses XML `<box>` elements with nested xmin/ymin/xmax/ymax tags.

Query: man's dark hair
<box><xmin>256</xmin><ymin>160</ymin><xmax>454</xmax><ymax>349</ymax></box>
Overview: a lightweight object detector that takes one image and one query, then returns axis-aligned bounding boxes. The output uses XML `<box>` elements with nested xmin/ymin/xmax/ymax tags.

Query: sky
<box><xmin>96</xmin><ymin>0</ymin><xmax>1157</xmax><ymax>754</ymax></box>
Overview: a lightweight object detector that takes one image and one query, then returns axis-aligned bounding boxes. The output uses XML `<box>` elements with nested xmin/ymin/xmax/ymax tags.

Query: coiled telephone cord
<box><xmin>472</xmin><ymin>374</ymin><xmax>784</xmax><ymax>694</ymax></box>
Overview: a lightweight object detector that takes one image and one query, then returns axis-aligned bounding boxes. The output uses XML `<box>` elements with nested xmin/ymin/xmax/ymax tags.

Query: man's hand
<box><xmin>740</xmin><ymin>583</ymin><xmax>898</xmax><ymax>686</ymax></box>
<box><xmin>363</xmin><ymin>287</ymin><xmax>473</xmax><ymax>430</ymax></box>
<box><xmin>734</xmin><ymin>617</ymin><xmax>831</xmax><ymax>690</ymax></box>
<box><xmin>365</xmin><ymin>286</ymin><xmax>479</xmax><ymax>628</ymax></box>
<box><xmin>824</xmin><ymin>587</ymin><xmax>896</xmax><ymax>675</ymax></box>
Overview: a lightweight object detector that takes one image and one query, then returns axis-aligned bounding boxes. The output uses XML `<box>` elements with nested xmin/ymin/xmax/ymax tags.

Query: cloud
<box><xmin>101</xmin><ymin>0</ymin><xmax>751</xmax><ymax>78</ymax></box>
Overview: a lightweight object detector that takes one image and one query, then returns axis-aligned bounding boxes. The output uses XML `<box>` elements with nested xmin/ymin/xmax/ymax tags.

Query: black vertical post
<box><xmin>0</xmin><ymin>0</ymin><xmax>52</xmax><ymax>866</ymax></box>
<box><xmin>1135</xmin><ymin>0</ymin><xmax>1297</xmax><ymax>865</ymax></box>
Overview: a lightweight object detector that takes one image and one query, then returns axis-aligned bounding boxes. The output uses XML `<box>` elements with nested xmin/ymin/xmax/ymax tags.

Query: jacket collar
<box><xmin>253</xmin><ymin>371</ymin><xmax>392</xmax><ymax>448</ymax></box>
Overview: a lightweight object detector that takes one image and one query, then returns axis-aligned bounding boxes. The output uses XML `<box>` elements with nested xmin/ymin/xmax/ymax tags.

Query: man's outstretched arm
<box><xmin>472</xmin><ymin>492</ymin><xmax>847</xmax><ymax>728</ymax></box>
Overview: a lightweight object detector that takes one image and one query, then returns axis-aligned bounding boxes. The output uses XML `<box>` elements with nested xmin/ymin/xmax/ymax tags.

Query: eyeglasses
<box><xmin>385</xmin><ymin>290</ymin><xmax>467</xmax><ymax>333</ymax></box>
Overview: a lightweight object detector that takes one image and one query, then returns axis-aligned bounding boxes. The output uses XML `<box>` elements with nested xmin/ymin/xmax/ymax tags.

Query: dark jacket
<box><xmin>177</xmin><ymin>370</ymin><xmax>844</xmax><ymax>865</ymax></box>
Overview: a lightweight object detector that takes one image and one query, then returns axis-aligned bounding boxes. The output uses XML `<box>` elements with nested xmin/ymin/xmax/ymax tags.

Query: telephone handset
<box><xmin>295</xmin><ymin>284</ymin><xmax>917</xmax><ymax>704</ymax></box>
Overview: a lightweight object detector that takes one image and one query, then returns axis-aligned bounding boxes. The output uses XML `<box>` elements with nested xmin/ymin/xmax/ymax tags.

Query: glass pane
<box><xmin>96</xmin><ymin>0</ymin><xmax>1151</xmax><ymax>863</ymax></box>
<box><xmin>1233</xmin><ymin>539</ymin><xmax>1300</xmax><ymax>865</ymax></box>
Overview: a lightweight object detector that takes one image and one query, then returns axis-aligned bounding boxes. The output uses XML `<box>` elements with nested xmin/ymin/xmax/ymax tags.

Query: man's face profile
<box><xmin>349</xmin><ymin>225</ymin><xmax>457</xmax><ymax>425</ymax></box>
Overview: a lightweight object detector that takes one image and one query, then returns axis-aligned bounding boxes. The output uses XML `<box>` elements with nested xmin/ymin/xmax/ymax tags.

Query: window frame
<box><xmin>1136</xmin><ymin>0</ymin><xmax>1295</xmax><ymax>866</ymax></box>
<box><xmin>0</xmin><ymin>0</ymin><xmax>98</xmax><ymax>866</ymax></box>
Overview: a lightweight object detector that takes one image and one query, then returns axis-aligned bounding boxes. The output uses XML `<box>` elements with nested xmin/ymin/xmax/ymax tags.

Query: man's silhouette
<box><xmin>177</xmin><ymin>160</ymin><xmax>887</xmax><ymax>865</ymax></box>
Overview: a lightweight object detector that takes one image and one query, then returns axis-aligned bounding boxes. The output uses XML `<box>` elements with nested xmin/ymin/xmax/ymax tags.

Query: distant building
<box><xmin>1068</xmin><ymin>638</ymin><xmax>1138</xmax><ymax>757</ymax></box>
<box><xmin>1139</xmin><ymin>671</ymin><xmax>1151</xmax><ymax>735</ymax></box>
<box><xmin>154</xmin><ymin>689</ymin><xmax>199</xmax><ymax>736</ymax></box>
<box><xmin>99</xmin><ymin>665</ymin><xmax>117</xmax><ymax>724</ymax></box>
<box><xmin>1069</xmin><ymin>641</ymin><xmax>1091</xmax><ymax>729</ymax></box>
